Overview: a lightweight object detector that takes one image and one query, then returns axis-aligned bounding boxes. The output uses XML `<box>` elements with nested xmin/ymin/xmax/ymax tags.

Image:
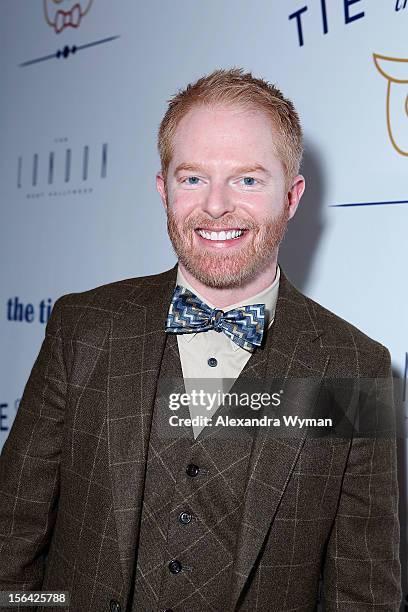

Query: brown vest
<box><xmin>130</xmin><ymin>331</ymin><xmax>270</xmax><ymax>611</ymax></box>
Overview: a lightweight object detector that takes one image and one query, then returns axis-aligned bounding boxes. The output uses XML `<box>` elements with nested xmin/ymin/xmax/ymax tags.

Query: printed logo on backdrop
<box><xmin>288</xmin><ymin>2</ymin><xmax>408</xmax><ymax>207</ymax></box>
<box><xmin>19</xmin><ymin>0</ymin><xmax>119</xmax><ymax>67</ymax></box>
<box><xmin>16</xmin><ymin>4</ymin><xmax>116</xmax><ymax>199</ymax></box>
<box><xmin>288</xmin><ymin>0</ymin><xmax>407</xmax><ymax>48</ymax></box>
<box><xmin>6</xmin><ymin>297</ymin><xmax>53</xmax><ymax>324</ymax></box>
<box><xmin>332</xmin><ymin>54</ymin><xmax>408</xmax><ymax>207</ymax></box>
<box><xmin>17</xmin><ymin>136</ymin><xmax>108</xmax><ymax>200</ymax></box>
<box><xmin>402</xmin><ymin>353</ymin><xmax>408</xmax><ymax>441</ymax></box>
<box><xmin>0</xmin><ymin>400</ymin><xmax>20</xmax><ymax>434</ymax></box>
<box><xmin>373</xmin><ymin>54</ymin><xmax>408</xmax><ymax>157</ymax></box>
<box><xmin>43</xmin><ymin>0</ymin><xmax>93</xmax><ymax>34</ymax></box>
<box><xmin>0</xmin><ymin>403</ymin><xmax>9</xmax><ymax>432</ymax></box>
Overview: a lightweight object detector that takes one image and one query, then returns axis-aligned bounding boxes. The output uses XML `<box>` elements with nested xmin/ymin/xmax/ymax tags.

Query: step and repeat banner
<box><xmin>1</xmin><ymin>0</ymin><xmax>407</xmax><ymax>596</ymax></box>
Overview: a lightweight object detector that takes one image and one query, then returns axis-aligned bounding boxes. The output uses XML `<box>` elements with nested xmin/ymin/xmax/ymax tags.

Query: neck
<box><xmin>178</xmin><ymin>258</ymin><xmax>278</xmax><ymax>309</ymax></box>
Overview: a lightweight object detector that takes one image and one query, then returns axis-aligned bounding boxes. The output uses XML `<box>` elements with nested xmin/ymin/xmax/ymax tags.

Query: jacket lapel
<box><xmin>229</xmin><ymin>270</ymin><xmax>331</xmax><ymax>610</ymax></box>
<box><xmin>106</xmin><ymin>263</ymin><xmax>330</xmax><ymax>606</ymax></box>
<box><xmin>107</xmin><ymin>264</ymin><xmax>178</xmax><ymax>588</ymax></box>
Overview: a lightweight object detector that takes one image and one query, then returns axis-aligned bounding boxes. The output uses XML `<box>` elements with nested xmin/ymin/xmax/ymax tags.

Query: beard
<box><xmin>166</xmin><ymin>203</ymin><xmax>289</xmax><ymax>289</ymax></box>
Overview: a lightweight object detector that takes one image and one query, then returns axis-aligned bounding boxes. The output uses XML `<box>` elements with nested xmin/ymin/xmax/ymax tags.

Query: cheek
<box><xmin>238</xmin><ymin>193</ymin><xmax>277</xmax><ymax>219</ymax></box>
<box><xmin>170</xmin><ymin>190</ymin><xmax>202</xmax><ymax>215</ymax></box>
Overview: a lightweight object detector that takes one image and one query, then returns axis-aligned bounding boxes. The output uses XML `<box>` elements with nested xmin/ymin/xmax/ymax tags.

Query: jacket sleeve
<box><xmin>322</xmin><ymin>345</ymin><xmax>402</xmax><ymax>610</ymax></box>
<box><xmin>0</xmin><ymin>296</ymin><xmax>67</xmax><ymax>592</ymax></box>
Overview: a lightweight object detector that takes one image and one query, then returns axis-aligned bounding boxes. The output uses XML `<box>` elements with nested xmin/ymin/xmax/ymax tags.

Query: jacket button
<box><xmin>109</xmin><ymin>600</ymin><xmax>121</xmax><ymax>612</ymax></box>
<box><xmin>168</xmin><ymin>559</ymin><xmax>182</xmax><ymax>574</ymax></box>
<box><xmin>186</xmin><ymin>463</ymin><xmax>199</xmax><ymax>477</ymax></box>
<box><xmin>163</xmin><ymin>609</ymin><xmax>174</xmax><ymax>612</ymax></box>
<box><xmin>178</xmin><ymin>511</ymin><xmax>192</xmax><ymax>524</ymax></box>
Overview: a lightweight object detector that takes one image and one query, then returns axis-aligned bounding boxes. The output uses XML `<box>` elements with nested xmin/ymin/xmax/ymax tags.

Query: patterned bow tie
<box><xmin>165</xmin><ymin>285</ymin><xmax>265</xmax><ymax>352</ymax></box>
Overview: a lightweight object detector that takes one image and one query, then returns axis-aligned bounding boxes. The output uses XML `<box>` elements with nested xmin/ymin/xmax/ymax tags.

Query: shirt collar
<box><xmin>175</xmin><ymin>264</ymin><xmax>281</xmax><ymax>351</ymax></box>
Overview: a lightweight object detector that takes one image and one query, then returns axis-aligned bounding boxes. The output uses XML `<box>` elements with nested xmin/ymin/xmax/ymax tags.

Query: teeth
<box><xmin>197</xmin><ymin>229</ymin><xmax>244</xmax><ymax>241</ymax></box>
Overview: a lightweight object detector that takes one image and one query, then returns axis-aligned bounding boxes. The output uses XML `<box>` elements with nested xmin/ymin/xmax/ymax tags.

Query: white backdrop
<box><xmin>1</xmin><ymin>0</ymin><xmax>407</xmax><ymax>600</ymax></box>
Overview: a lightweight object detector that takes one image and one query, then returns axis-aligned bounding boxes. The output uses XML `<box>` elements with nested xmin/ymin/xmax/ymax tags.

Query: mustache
<box><xmin>182</xmin><ymin>216</ymin><xmax>258</xmax><ymax>231</ymax></box>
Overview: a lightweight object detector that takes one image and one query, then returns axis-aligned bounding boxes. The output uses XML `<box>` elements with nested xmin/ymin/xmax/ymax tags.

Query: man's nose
<box><xmin>201</xmin><ymin>183</ymin><xmax>235</xmax><ymax>218</ymax></box>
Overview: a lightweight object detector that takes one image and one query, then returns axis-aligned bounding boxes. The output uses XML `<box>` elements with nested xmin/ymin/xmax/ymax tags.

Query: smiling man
<box><xmin>159</xmin><ymin>102</ymin><xmax>303</xmax><ymax>296</ymax></box>
<box><xmin>0</xmin><ymin>68</ymin><xmax>402</xmax><ymax>612</ymax></box>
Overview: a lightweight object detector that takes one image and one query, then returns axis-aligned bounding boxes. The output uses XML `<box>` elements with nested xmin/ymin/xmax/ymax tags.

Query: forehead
<box><xmin>171</xmin><ymin>104</ymin><xmax>280</xmax><ymax>161</ymax></box>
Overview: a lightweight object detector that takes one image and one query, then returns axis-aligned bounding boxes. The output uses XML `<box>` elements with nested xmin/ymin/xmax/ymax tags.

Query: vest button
<box><xmin>186</xmin><ymin>463</ymin><xmax>200</xmax><ymax>477</ymax></box>
<box><xmin>178</xmin><ymin>511</ymin><xmax>192</xmax><ymax>524</ymax></box>
<box><xmin>109</xmin><ymin>600</ymin><xmax>121</xmax><ymax>612</ymax></box>
<box><xmin>168</xmin><ymin>559</ymin><xmax>182</xmax><ymax>574</ymax></box>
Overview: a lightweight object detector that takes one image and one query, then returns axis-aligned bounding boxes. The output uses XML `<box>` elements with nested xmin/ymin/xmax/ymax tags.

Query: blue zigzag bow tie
<box><xmin>165</xmin><ymin>285</ymin><xmax>265</xmax><ymax>352</ymax></box>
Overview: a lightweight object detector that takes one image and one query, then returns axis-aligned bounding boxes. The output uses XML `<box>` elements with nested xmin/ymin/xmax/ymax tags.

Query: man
<box><xmin>0</xmin><ymin>68</ymin><xmax>402</xmax><ymax>611</ymax></box>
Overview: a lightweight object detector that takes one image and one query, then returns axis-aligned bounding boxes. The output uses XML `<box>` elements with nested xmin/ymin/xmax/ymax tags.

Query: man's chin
<box><xmin>168</xmin><ymin>218</ymin><xmax>286</xmax><ymax>288</ymax></box>
<box><xmin>177</xmin><ymin>253</ymin><xmax>267</xmax><ymax>289</ymax></box>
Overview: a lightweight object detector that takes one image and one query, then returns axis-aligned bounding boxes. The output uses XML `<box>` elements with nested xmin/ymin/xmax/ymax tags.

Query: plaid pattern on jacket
<box><xmin>0</xmin><ymin>264</ymin><xmax>402</xmax><ymax>611</ymax></box>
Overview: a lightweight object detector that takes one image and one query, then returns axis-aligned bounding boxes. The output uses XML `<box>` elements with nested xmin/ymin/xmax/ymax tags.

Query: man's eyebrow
<box><xmin>174</xmin><ymin>162</ymin><xmax>271</xmax><ymax>176</ymax></box>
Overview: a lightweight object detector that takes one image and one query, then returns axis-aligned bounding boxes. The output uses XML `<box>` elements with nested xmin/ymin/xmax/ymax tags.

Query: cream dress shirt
<box><xmin>175</xmin><ymin>265</ymin><xmax>281</xmax><ymax>438</ymax></box>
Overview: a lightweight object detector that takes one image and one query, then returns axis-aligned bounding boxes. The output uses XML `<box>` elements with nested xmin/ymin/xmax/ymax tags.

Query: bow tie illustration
<box><xmin>165</xmin><ymin>285</ymin><xmax>265</xmax><ymax>352</ymax></box>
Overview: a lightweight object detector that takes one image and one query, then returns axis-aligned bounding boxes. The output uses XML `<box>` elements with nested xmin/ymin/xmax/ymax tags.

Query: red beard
<box><xmin>166</xmin><ymin>205</ymin><xmax>289</xmax><ymax>288</ymax></box>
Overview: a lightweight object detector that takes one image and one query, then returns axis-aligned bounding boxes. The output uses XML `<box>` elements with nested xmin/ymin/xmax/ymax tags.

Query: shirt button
<box><xmin>178</xmin><ymin>511</ymin><xmax>192</xmax><ymax>524</ymax></box>
<box><xmin>207</xmin><ymin>357</ymin><xmax>218</xmax><ymax>367</ymax></box>
<box><xmin>186</xmin><ymin>463</ymin><xmax>200</xmax><ymax>477</ymax></box>
<box><xmin>168</xmin><ymin>559</ymin><xmax>182</xmax><ymax>574</ymax></box>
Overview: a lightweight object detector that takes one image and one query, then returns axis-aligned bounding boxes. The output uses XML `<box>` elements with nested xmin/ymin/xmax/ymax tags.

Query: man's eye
<box><xmin>183</xmin><ymin>176</ymin><xmax>200</xmax><ymax>185</ymax></box>
<box><xmin>241</xmin><ymin>177</ymin><xmax>257</xmax><ymax>186</ymax></box>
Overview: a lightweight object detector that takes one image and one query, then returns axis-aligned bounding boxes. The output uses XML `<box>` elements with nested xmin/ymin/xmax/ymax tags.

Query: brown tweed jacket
<box><xmin>0</xmin><ymin>264</ymin><xmax>402</xmax><ymax>611</ymax></box>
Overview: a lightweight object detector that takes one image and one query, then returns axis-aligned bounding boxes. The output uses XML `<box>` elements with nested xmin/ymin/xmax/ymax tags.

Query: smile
<box><xmin>196</xmin><ymin>228</ymin><xmax>246</xmax><ymax>241</ymax></box>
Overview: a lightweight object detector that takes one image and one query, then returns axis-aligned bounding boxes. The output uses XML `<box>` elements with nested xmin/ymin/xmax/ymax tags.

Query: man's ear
<box><xmin>156</xmin><ymin>171</ymin><xmax>167</xmax><ymax>210</ymax></box>
<box><xmin>287</xmin><ymin>175</ymin><xmax>305</xmax><ymax>220</ymax></box>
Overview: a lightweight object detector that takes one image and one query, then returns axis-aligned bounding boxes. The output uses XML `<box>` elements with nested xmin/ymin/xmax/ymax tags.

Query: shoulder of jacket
<box><xmin>300</xmin><ymin>290</ymin><xmax>389</xmax><ymax>365</ymax></box>
<box><xmin>279</xmin><ymin>270</ymin><xmax>389</xmax><ymax>365</ymax></box>
<box><xmin>54</xmin><ymin>266</ymin><xmax>175</xmax><ymax>310</ymax></box>
<box><xmin>50</xmin><ymin>266</ymin><xmax>176</xmax><ymax>335</ymax></box>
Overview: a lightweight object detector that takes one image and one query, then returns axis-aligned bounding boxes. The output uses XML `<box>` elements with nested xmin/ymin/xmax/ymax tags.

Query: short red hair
<box><xmin>157</xmin><ymin>67</ymin><xmax>303</xmax><ymax>189</ymax></box>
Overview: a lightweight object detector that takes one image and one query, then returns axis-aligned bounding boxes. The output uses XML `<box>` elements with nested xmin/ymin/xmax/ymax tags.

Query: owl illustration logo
<box><xmin>43</xmin><ymin>0</ymin><xmax>93</xmax><ymax>34</ymax></box>
<box><xmin>373</xmin><ymin>53</ymin><xmax>408</xmax><ymax>157</ymax></box>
